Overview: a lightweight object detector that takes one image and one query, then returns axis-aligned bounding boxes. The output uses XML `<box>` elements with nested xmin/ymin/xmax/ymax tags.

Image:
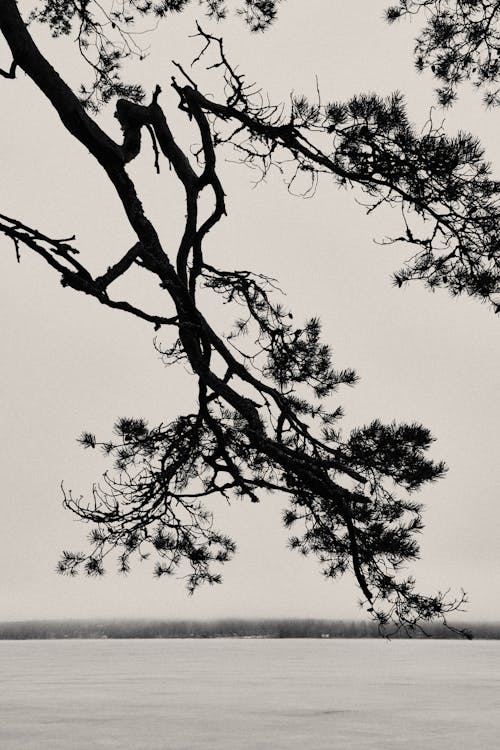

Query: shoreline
<box><xmin>1</xmin><ymin>618</ymin><xmax>498</xmax><ymax>640</ymax></box>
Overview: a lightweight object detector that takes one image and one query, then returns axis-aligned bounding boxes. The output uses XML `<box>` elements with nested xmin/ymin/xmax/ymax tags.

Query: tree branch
<box><xmin>0</xmin><ymin>59</ymin><xmax>16</xmax><ymax>79</ymax></box>
<box><xmin>0</xmin><ymin>216</ymin><xmax>177</xmax><ymax>329</ymax></box>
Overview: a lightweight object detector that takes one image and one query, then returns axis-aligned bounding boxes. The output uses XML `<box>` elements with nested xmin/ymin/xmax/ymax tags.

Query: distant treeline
<box><xmin>0</xmin><ymin>618</ymin><xmax>499</xmax><ymax>640</ymax></box>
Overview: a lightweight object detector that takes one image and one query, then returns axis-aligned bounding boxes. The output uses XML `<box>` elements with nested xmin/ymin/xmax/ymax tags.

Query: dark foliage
<box><xmin>387</xmin><ymin>0</ymin><xmax>500</xmax><ymax>106</ymax></box>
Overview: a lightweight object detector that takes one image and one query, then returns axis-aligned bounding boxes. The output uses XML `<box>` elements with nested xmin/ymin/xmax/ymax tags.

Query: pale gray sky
<box><xmin>1</xmin><ymin>1</ymin><xmax>499</xmax><ymax>622</ymax></box>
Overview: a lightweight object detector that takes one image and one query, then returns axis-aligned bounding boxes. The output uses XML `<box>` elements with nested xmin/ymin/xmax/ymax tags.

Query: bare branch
<box><xmin>0</xmin><ymin>217</ymin><xmax>177</xmax><ymax>329</ymax></box>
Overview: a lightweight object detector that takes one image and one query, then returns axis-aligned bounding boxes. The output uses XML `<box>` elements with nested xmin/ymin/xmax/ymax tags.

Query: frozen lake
<box><xmin>1</xmin><ymin>638</ymin><xmax>499</xmax><ymax>749</ymax></box>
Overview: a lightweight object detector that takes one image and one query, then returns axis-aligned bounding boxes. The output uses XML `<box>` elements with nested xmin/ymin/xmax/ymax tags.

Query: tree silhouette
<box><xmin>3</xmin><ymin>0</ymin><xmax>496</xmax><ymax>635</ymax></box>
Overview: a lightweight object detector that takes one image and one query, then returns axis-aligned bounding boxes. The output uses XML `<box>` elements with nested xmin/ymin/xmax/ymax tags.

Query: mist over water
<box><xmin>1</xmin><ymin>639</ymin><xmax>499</xmax><ymax>749</ymax></box>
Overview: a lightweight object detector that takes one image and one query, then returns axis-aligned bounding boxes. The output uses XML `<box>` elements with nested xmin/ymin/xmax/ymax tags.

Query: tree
<box><xmin>2</xmin><ymin>0</ymin><xmax>498</xmax><ymax>635</ymax></box>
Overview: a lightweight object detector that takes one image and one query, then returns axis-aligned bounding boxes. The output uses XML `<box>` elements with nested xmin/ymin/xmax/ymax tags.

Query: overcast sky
<box><xmin>0</xmin><ymin>1</ymin><xmax>499</xmax><ymax>623</ymax></box>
